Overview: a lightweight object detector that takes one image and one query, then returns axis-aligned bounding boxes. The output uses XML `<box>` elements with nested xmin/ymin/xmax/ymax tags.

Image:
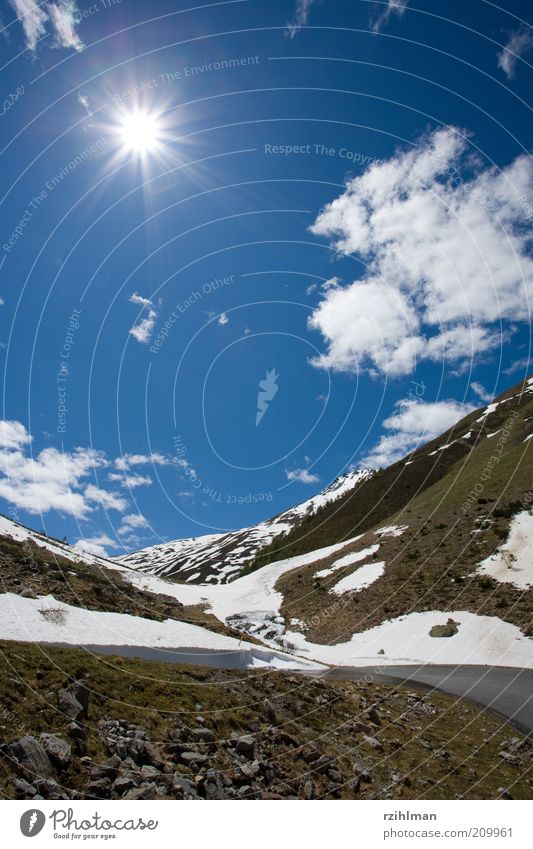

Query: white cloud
<box><xmin>114</xmin><ymin>452</ymin><xmax>170</xmax><ymax>471</ymax></box>
<box><xmin>0</xmin><ymin>297</ymin><xmax>5</xmax><ymax>306</ymax></box>
<box><xmin>73</xmin><ymin>534</ymin><xmax>118</xmax><ymax>558</ymax></box>
<box><xmin>119</xmin><ymin>513</ymin><xmax>149</xmax><ymax>533</ymax></box>
<box><xmin>372</xmin><ymin>0</ymin><xmax>409</xmax><ymax>33</ymax></box>
<box><xmin>218</xmin><ymin>312</ymin><xmax>229</xmax><ymax>326</ymax></box>
<box><xmin>9</xmin><ymin>0</ymin><xmax>83</xmax><ymax>53</ymax></box>
<box><xmin>497</xmin><ymin>28</ymin><xmax>533</xmax><ymax>79</ymax></box>
<box><xmin>47</xmin><ymin>1</ymin><xmax>83</xmax><ymax>51</ymax></box>
<box><xmin>362</xmin><ymin>399</ymin><xmax>475</xmax><ymax>468</ymax></box>
<box><xmin>0</xmin><ymin>419</ymin><xmax>33</xmax><ymax>451</ymax></box>
<box><xmin>128</xmin><ymin>292</ymin><xmax>157</xmax><ymax>344</ymax></box>
<box><xmin>309</xmin><ymin>127</ymin><xmax>533</xmax><ymax>377</ymax></box>
<box><xmin>286</xmin><ymin>0</ymin><xmax>314</xmax><ymax>39</ymax></box>
<box><xmin>107</xmin><ymin>472</ymin><xmax>152</xmax><ymax>489</ymax></box>
<box><xmin>285</xmin><ymin>468</ymin><xmax>320</xmax><ymax>484</ymax></box>
<box><xmin>9</xmin><ymin>0</ymin><xmax>48</xmax><ymax>52</ymax></box>
<box><xmin>470</xmin><ymin>381</ymin><xmax>494</xmax><ymax>404</ymax></box>
<box><xmin>0</xmin><ymin>433</ymin><xmax>118</xmax><ymax>517</ymax></box>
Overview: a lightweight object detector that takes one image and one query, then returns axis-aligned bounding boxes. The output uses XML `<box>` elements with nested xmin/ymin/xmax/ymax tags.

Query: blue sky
<box><xmin>0</xmin><ymin>0</ymin><xmax>531</xmax><ymax>556</ymax></box>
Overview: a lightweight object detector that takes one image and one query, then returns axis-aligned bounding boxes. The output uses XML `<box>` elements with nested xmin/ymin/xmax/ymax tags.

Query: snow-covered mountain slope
<box><xmin>0</xmin><ymin>515</ymin><xmax>107</xmax><ymax>567</ymax></box>
<box><xmin>113</xmin><ymin>469</ymin><xmax>373</xmax><ymax>584</ymax></box>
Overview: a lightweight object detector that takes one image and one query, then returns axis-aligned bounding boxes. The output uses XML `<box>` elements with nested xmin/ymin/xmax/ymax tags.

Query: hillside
<box><xmin>1</xmin><ymin>641</ymin><xmax>531</xmax><ymax>801</ymax></box>
<box><xmin>113</xmin><ymin>470</ymin><xmax>372</xmax><ymax>584</ymax></box>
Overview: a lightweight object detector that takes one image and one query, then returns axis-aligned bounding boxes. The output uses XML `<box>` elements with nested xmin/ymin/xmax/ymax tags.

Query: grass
<box><xmin>0</xmin><ymin>640</ymin><xmax>531</xmax><ymax>800</ymax></box>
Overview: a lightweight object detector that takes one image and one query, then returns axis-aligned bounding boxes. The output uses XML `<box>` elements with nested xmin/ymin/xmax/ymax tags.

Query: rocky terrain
<box><xmin>1</xmin><ymin>642</ymin><xmax>531</xmax><ymax>801</ymax></box>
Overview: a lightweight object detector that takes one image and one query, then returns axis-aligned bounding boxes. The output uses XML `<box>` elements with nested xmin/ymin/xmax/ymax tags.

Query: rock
<box><xmin>58</xmin><ymin>689</ymin><xmax>84</xmax><ymax>720</ymax></box>
<box><xmin>499</xmin><ymin>752</ymin><xmax>519</xmax><ymax>766</ymax></box>
<box><xmin>240</xmin><ymin>761</ymin><xmax>260</xmax><ymax>780</ymax></box>
<box><xmin>20</xmin><ymin>588</ymin><xmax>37</xmax><ymax>598</ymax></box>
<box><xmin>301</xmin><ymin>744</ymin><xmax>321</xmax><ymax>764</ymax></box>
<box><xmin>314</xmin><ymin>755</ymin><xmax>335</xmax><ymax>775</ymax></box>
<box><xmin>39</xmin><ymin>734</ymin><xmax>71</xmax><ymax>768</ymax></box>
<box><xmin>180</xmin><ymin>751</ymin><xmax>209</xmax><ymax>767</ymax></box>
<box><xmin>303</xmin><ymin>780</ymin><xmax>314</xmax><ymax>799</ymax></box>
<box><xmin>497</xmin><ymin>787</ymin><xmax>514</xmax><ymax>799</ymax></box>
<box><xmin>90</xmin><ymin>755</ymin><xmax>122</xmax><ymax>781</ymax></box>
<box><xmin>328</xmin><ymin>768</ymin><xmax>342</xmax><ymax>782</ymax></box>
<box><xmin>264</xmin><ymin>700</ymin><xmax>277</xmax><ymax>724</ymax></box>
<box><xmin>143</xmin><ymin>742</ymin><xmax>165</xmax><ymax>769</ymax></box>
<box><xmin>9</xmin><ymin>736</ymin><xmax>53</xmax><ymax>780</ymax></box>
<box><xmin>278</xmin><ymin>731</ymin><xmax>300</xmax><ymax>748</ymax></box>
<box><xmin>429</xmin><ymin>618</ymin><xmax>460</xmax><ymax>638</ymax></box>
<box><xmin>66</xmin><ymin>722</ymin><xmax>86</xmax><ymax>740</ymax></box>
<box><xmin>140</xmin><ymin>765</ymin><xmax>161</xmax><ymax>780</ymax></box>
<box><xmin>86</xmin><ymin>778</ymin><xmax>112</xmax><ymax>798</ymax></box>
<box><xmin>172</xmin><ymin>775</ymin><xmax>200</xmax><ymax>799</ymax></box>
<box><xmin>123</xmin><ymin>782</ymin><xmax>159</xmax><ymax>800</ymax></box>
<box><xmin>13</xmin><ymin>777</ymin><xmax>37</xmax><ymax>797</ymax></box>
<box><xmin>367</xmin><ymin>706</ymin><xmax>381</xmax><ymax>726</ymax></box>
<box><xmin>112</xmin><ymin>775</ymin><xmax>136</xmax><ymax>795</ymax></box>
<box><xmin>71</xmin><ymin>681</ymin><xmax>90</xmax><ymax>718</ymax></box>
<box><xmin>190</xmin><ymin>727</ymin><xmax>215</xmax><ymax>745</ymax></box>
<box><xmin>235</xmin><ymin>735</ymin><xmax>255</xmax><ymax>759</ymax></box>
<box><xmin>378</xmin><ymin>649</ymin><xmax>385</xmax><ymax>655</ymax></box>
<box><xmin>362</xmin><ymin>734</ymin><xmax>383</xmax><ymax>751</ymax></box>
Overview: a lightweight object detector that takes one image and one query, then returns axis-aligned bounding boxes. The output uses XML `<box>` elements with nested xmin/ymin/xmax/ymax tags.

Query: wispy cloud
<box><xmin>114</xmin><ymin>452</ymin><xmax>170</xmax><ymax>471</ymax></box>
<box><xmin>285</xmin><ymin>467</ymin><xmax>320</xmax><ymax>484</ymax></box>
<box><xmin>9</xmin><ymin>0</ymin><xmax>83</xmax><ymax>53</ymax></box>
<box><xmin>372</xmin><ymin>0</ymin><xmax>409</xmax><ymax>33</ymax></box>
<box><xmin>497</xmin><ymin>27</ymin><xmax>533</xmax><ymax>79</ymax></box>
<box><xmin>470</xmin><ymin>381</ymin><xmax>494</xmax><ymax>404</ymax></box>
<box><xmin>9</xmin><ymin>0</ymin><xmax>48</xmax><ymax>52</ymax></box>
<box><xmin>107</xmin><ymin>471</ymin><xmax>153</xmax><ymax>489</ymax></box>
<box><xmin>286</xmin><ymin>0</ymin><xmax>315</xmax><ymax>39</ymax></box>
<box><xmin>218</xmin><ymin>312</ymin><xmax>229</xmax><ymax>326</ymax></box>
<box><xmin>47</xmin><ymin>1</ymin><xmax>83</xmax><ymax>51</ymax></box>
<box><xmin>362</xmin><ymin>399</ymin><xmax>474</xmax><ymax>468</ymax></box>
<box><xmin>128</xmin><ymin>292</ymin><xmax>157</xmax><ymax>345</ymax></box>
<box><xmin>73</xmin><ymin>534</ymin><xmax>118</xmax><ymax>558</ymax></box>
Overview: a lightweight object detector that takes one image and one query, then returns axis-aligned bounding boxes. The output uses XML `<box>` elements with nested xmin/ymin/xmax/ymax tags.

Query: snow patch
<box><xmin>478</xmin><ymin>510</ymin><xmax>533</xmax><ymax>589</ymax></box>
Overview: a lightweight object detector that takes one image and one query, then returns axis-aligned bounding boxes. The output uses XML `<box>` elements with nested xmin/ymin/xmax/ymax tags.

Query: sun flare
<box><xmin>117</xmin><ymin>109</ymin><xmax>162</xmax><ymax>155</ymax></box>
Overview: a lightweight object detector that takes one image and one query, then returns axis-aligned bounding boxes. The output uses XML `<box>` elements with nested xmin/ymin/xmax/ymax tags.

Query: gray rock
<box><xmin>58</xmin><ymin>689</ymin><xmax>84</xmax><ymax>720</ymax></box>
<box><xmin>140</xmin><ymin>765</ymin><xmax>161</xmax><ymax>780</ymax></box>
<box><xmin>112</xmin><ymin>775</ymin><xmax>136</xmax><ymax>795</ymax></box>
<box><xmin>172</xmin><ymin>775</ymin><xmax>199</xmax><ymax>799</ymax></box>
<box><xmin>143</xmin><ymin>741</ymin><xmax>164</xmax><ymax>768</ymax></box>
<box><xmin>190</xmin><ymin>727</ymin><xmax>215</xmax><ymax>745</ymax></box>
<box><xmin>240</xmin><ymin>761</ymin><xmax>260</xmax><ymax>780</ymax></box>
<box><xmin>362</xmin><ymin>734</ymin><xmax>383</xmax><ymax>751</ymax></box>
<box><xmin>180</xmin><ymin>751</ymin><xmax>209</xmax><ymax>766</ymax></box>
<box><xmin>235</xmin><ymin>735</ymin><xmax>255</xmax><ymax>759</ymax></box>
<box><xmin>90</xmin><ymin>755</ymin><xmax>122</xmax><ymax>781</ymax></box>
<box><xmin>86</xmin><ymin>778</ymin><xmax>112</xmax><ymax>798</ymax></box>
<box><xmin>71</xmin><ymin>681</ymin><xmax>90</xmax><ymax>718</ymax></box>
<box><xmin>123</xmin><ymin>782</ymin><xmax>159</xmax><ymax>800</ymax></box>
<box><xmin>9</xmin><ymin>736</ymin><xmax>53</xmax><ymax>780</ymax></box>
<box><xmin>39</xmin><ymin>734</ymin><xmax>71</xmax><ymax>768</ymax></box>
<box><xmin>13</xmin><ymin>777</ymin><xmax>37</xmax><ymax>797</ymax></box>
<box><xmin>66</xmin><ymin>722</ymin><xmax>86</xmax><ymax>740</ymax></box>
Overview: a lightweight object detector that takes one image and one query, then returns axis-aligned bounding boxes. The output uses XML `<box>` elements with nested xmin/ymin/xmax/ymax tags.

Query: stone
<box><xmin>235</xmin><ymin>735</ymin><xmax>255</xmax><ymax>759</ymax></box>
<box><xmin>71</xmin><ymin>681</ymin><xmax>90</xmax><ymax>718</ymax></box>
<box><xmin>58</xmin><ymin>689</ymin><xmax>84</xmax><ymax>720</ymax></box>
<box><xmin>368</xmin><ymin>706</ymin><xmax>381</xmax><ymax>726</ymax></box>
<box><xmin>190</xmin><ymin>727</ymin><xmax>215</xmax><ymax>745</ymax></box>
<box><xmin>140</xmin><ymin>765</ymin><xmax>161</xmax><ymax>780</ymax></box>
<box><xmin>123</xmin><ymin>782</ymin><xmax>159</xmax><ymax>800</ymax></box>
<box><xmin>180</xmin><ymin>751</ymin><xmax>209</xmax><ymax>766</ymax></box>
<box><xmin>39</xmin><ymin>734</ymin><xmax>71</xmax><ymax>768</ymax></box>
<box><xmin>172</xmin><ymin>775</ymin><xmax>199</xmax><ymax>799</ymax></box>
<box><xmin>66</xmin><ymin>722</ymin><xmax>86</xmax><ymax>739</ymax></box>
<box><xmin>362</xmin><ymin>734</ymin><xmax>383</xmax><ymax>751</ymax></box>
<box><xmin>9</xmin><ymin>736</ymin><xmax>53</xmax><ymax>780</ymax></box>
<box><xmin>143</xmin><ymin>741</ymin><xmax>164</xmax><ymax>768</ymax></box>
<box><xmin>90</xmin><ymin>755</ymin><xmax>122</xmax><ymax>781</ymax></box>
<box><xmin>86</xmin><ymin>778</ymin><xmax>112</xmax><ymax>798</ymax></box>
<box><xmin>13</xmin><ymin>777</ymin><xmax>37</xmax><ymax>797</ymax></box>
<box><xmin>112</xmin><ymin>775</ymin><xmax>136</xmax><ymax>795</ymax></box>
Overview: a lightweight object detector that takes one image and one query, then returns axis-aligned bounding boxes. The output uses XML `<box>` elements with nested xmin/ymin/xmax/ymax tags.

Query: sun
<box><xmin>117</xmin><ymin>109</ymin><xmax>163</xmax><ymax>155</ymax></box>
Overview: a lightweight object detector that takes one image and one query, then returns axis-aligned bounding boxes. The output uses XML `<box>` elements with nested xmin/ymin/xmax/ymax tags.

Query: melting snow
<box><xmin>331</xmin><ymin>561</ymin><xmax>386</xmax><ymax>594</ymax></box>
<box><xmin>477</xmin><ymin>510</ymin><xmax>533</xmax><ymax>589</ymax></box>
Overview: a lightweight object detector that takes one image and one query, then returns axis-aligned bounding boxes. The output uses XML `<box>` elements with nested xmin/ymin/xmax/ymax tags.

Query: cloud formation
<box><xmin>497</xmin><ymin>28</ymin><xmax>533</xmax><ymax>79</ymax></box>
<box><xmin>285</xmin><ymin>467</ymin><xmax>320</xmax><ymax>484</ymax></box>
<box><xmin>309</xmin><ymin>127</ymin><xmax>533</xmax><ymax>377</ymax></box>
<box><xmin>372</xmin><ymin>0</ymin><xmax>409</xmax><ymax>33</ymax></box>
<box><xmin>286</xmin><ymin>0</ymin><xmax>315</xmax><ymax>39</ymax></box>
<box><xmin>128</xmin><ymin>292</ymin><xmax>158</xmax><ymax>344</ymax></box>
<box><xmin>362</xmin><ymin>399</ymin><xmax>474</xmax><ymax>468</ymax></box>
<box><xmin>9</xmin><ymin>0</ymin><xmax>83</xmax><ymax>53</ymax></box>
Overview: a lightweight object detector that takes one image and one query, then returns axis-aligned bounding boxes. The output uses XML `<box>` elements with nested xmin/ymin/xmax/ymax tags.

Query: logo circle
<box><xmin>20</xmin><ymin>810</ymin><xmax>46</xmax><ymax>837</ymax></box>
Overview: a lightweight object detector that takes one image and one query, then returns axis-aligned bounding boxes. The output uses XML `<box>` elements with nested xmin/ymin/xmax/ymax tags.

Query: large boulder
<box><xmin>8</xmin><ymin>736</ymin><xmax>52</xmax><ymax>780</ymax></box>
<box><xmin>58</xmin><ymin>689</ymin><xmax>84</xmax><ymax>720</ymax></box>
<box><xmin>39</xmin><ymin>734</ymin><xmax>71</xmax><ymax>769</ymax></box>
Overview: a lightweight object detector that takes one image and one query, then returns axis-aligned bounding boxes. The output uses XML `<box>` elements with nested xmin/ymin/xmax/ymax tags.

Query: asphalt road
<box><xmin>50</xmin><ymin>642</ymin><xmax>533</xmax><ymax>734</ymax></box>
<box><xmin>327</xmin><ymin>664</ymin><xmax>533</xmax><ymax>734</ymax></box>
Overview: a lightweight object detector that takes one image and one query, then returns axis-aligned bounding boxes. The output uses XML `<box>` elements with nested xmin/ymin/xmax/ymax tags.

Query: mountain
<box><xmin>112</xmin><ymin>469</ymin><xmax>372</xmax><ymax>584</ymax></box>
